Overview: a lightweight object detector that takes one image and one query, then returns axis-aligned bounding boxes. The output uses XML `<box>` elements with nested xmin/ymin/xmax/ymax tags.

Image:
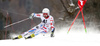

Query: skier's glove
<box><xmin>29</xmin><ymin>13</ymin><xmax>34</xmax><ymax>19</ymax></box>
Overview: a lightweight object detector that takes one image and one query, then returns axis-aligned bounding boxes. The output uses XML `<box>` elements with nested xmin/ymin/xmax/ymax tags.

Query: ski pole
<box><xmin>67</xmin><ymin>10</ymin><xmax>80</xmax><ymax>33</ymax></box>
<box><xmin>4</xmin><ymin>18</ymin><xmax>29</xmax><ymax>28</ymax></box>
<box><xmin>81</xmin><ymin>10</ymin><xmax>87</xmax><ymax>33</ymax></box>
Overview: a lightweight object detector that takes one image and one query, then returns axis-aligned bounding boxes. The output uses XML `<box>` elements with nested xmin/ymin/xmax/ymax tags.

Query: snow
<box><xmin>0</xmin><ymin>27</ymin><xmax>100</xmax><ymax>46</ymax></box>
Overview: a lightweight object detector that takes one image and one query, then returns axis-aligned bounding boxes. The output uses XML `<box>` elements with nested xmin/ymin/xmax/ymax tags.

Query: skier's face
<box><xmin>43</xmin><ymin>13</ymin><xmax>48</xmax><ymax>18</ymax></box>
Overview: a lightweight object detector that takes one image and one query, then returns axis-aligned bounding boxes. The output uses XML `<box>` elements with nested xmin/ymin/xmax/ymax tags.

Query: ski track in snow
<box><xmin>0</xmin><ymin>27</ymin><xmax>100</xmax><ymax>46</ymax></box>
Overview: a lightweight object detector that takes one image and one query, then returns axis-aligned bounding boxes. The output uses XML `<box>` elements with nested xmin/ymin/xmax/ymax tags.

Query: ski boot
<box><xmin>12</xmin><ymin>35</ymin><xmax>22</xmax><ymax>40</ymax></box>
<box><xmin>25</xmin><ymin>34</ymin><xmax>35</xmax><ymax>39</ymax></box>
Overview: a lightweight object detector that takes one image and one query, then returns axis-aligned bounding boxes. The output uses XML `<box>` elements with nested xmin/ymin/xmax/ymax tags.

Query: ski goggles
<box><xmin>43</xmin><ymin>13</ymin><xmax>48</xmax><ymax>15</ymax></box>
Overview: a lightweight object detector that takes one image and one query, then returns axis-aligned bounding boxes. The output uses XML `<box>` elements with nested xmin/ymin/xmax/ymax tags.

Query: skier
<box><xmin>13</xmin><ymin>8</ymin><xmax>55</xmax><ymax>40</ymax></box>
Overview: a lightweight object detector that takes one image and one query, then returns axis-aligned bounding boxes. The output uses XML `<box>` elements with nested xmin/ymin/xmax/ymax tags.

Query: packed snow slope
<box><xmin>0</xmin><ymin>27</ymin><xmax>100</xmax><ymax>46</ymax></box>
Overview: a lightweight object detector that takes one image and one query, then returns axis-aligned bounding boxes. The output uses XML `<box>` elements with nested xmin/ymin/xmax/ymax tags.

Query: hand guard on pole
<box><xmin>29</xmin><ymin>13</ymin><xmax>34</xmax><ymax>19</ymax></box>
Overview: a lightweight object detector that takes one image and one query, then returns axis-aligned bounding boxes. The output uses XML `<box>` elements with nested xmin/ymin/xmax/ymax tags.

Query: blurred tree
<box><xmin>2</xmin><ymin>0</ymin><xmax>11</xmax><ymax>2</ymax></box>
<box><xmin>2</xmin><ymin>0</ymin><xmax>6</xmax><ymax>2</ymax></box>
<box><xmin>0</xmin><ymin>12</ymin><xmax>6</xmax><ymax>30</ymax></box>
<box><xmin>0</xmin><ymin>12</ymin><xmax>12</xmax><ymax>40</ymax></box>
<box><xmin>0</xmin><ymin>12</ymin><xmax>6</xmax><ymax>40</ymax></box>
